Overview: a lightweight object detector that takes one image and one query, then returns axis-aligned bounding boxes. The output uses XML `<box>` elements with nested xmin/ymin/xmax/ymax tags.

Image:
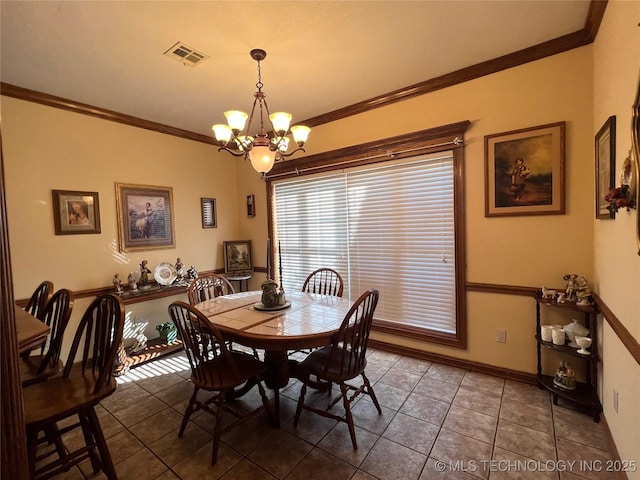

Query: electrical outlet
<box><xmin>495</xmin><ymin>329</ymin><xmax>506</xmax><ymax>343</ymax></box>
<box><xmin>613</xmin><ymin>390</ymin><xmax>619</xmax><ymax>413</ymax></box>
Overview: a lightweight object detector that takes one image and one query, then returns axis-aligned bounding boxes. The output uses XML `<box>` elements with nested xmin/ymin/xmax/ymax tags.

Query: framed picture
<box><xmin>52</xmin><ymin>190</ymin><xmax>101</xmax><ymax>235</ymax></box>
<box><xmin>247</xmin><ymin>194</ymin><xmax>255</xmax><ymax>217</ymax></box>
<box><xmin>115</xmin><ymin>183</ymin><xmax>175</xmax><ymax>252</ymax></box>
<box><xmin>485</xmin><ymin>122</ymin><xmax>565</xmax><ymax>217</ymax></box>
<box><xmin>201</xmin><ymin>198</ymin><xmax>217</xmax><ymax>228</ymax></box>
<box><xmin>595</xmin><ymin>116</ymin><xmax>616</xmax><ymax>219</ymax></box>
<box><xmin>223</xmin><ymin>240</ymin><xmax>253</xmax><ymax>273</ymax></box>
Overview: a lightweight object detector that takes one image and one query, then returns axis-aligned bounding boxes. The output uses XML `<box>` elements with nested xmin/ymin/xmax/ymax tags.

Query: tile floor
<box><xmin>43</xmin><ymin>348</ymin><xmax>621</xmax><ymax>480</ymax></box>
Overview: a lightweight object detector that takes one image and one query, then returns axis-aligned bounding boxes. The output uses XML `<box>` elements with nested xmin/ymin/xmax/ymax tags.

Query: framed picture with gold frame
<box><xmin>115</xmin><ymin>183</ymin><xmax>175</xmax><ymax>252</ymax></box>
<box><xmin>485</xmin><ymin>122</ymin><xmax>565</xmax><ymax>217</ymax></box>
<box><xmin>52</xmin><ymin>189</ymin><xmax>101</xmax><ymax>235</ymax></box>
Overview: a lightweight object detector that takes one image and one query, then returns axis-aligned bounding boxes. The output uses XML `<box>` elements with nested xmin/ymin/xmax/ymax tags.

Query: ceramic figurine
<box><xmin>175</xmin><ymin>257</ymin><xmax>184</xmax><ymax>282</ymax></box>
<box><xmin>553</xmin><ymin>360</ymin><xmax>576</xmax><ymax>390</ymax></box>
<box><xmin>187</xmin><ymin>265</ymin><xmax>198</xmax><ymax>281</ymax></box>
<box><xmin>128</xmin><ymin>273</ymin><xmax>138</xmax><ymax>292</ymax></box>
<box><xmin>563</xmin><ymin>273</ymin><xmax>578</xmax><ymax>301</ymax></box>
<box><xmin>138</xmin><ymin>260</ymin><xmax>151</xmax><ymax>288</ymax></box>
<box><xmin>112</xmin><ymin>274</ymin><xmax>123</xmax><ymax>294</ymax></box>
<box><xmin>575</xmin><ymin>276</ymin><xmax>591</xmax><ymax>305</ymax></box>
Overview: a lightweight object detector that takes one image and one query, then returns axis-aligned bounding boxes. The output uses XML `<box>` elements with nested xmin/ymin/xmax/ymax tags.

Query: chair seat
<box><xmin>193</xmin><ymin>351</ymin><xmax>266</xmax><ymax>390</ymax></box>
<box><xmin>298</xmin><ymin>345</ymin><xmax>365</xmax><ymax>382</ymax></box>
<box><xmin>23</xmin><ymin>366</ymin><xmax>117</xmax><ymax>427</ymax></box>
<box><xmin>20</xmin><ymin>356</ymin><xmax>64</xmax><ymax>387</ymax></box>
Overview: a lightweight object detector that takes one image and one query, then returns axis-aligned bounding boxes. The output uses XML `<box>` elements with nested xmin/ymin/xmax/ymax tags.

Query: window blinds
<box><xmin>273</xmin><ymin>152</ymin><xmax>456</xmax><ymax>334</ymax></box>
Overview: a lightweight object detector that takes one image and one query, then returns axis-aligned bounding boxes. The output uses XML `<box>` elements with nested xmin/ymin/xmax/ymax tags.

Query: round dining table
<box><xmin>194</xmin><ymin>290</ymin><xmax>353</xmax><ymax>424</ymax></box>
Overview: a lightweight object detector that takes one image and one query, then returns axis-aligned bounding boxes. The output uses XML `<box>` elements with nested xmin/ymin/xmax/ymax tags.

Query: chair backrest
<box><xmin>301</xmin><ymin>268</ymin><xmax>344</xmax><ymax>297</ymax></box>
<box><xmin>169</xmin><ymin>301</ymin><xmax>239</xmax><ymax>388</ymax></box>
<box><xmin>325</xmin><ymin>289</ymin><xmax>379</xmax><ymax>379</ymax></box>
<box><xmin>187</xmin><ymin>274</ymin><xmax>235</xmax><ymax>305</ymax></box>
<box><xmin>37</xmin><ymin>288</ymin><xmax>74</xmax><ymax>371</ymax></box>
<box><xmin>25</xmin><ymin>280</ymin><xmax>54</xmax><ymax>321</ymax></box>
<box><xmin>62</xmin><ymin>294</ymin><xmax>125</xmax><ymax>393</ymax></box>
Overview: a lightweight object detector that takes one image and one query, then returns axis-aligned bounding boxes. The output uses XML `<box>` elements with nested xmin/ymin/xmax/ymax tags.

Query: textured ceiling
<box><xmin>1</xmin><ymin>1</ymin><xmax>593</xmax><ymax>138</ymax></box>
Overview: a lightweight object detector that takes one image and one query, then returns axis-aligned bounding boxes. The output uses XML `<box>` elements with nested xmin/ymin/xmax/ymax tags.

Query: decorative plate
<box><xmin>153</xmin><ymin>262</ymin><xmax>177</xmax><ymax>286</ymax></box>
<box><xmin>253</xmin><ymin>301</ymin><xmax>292</xmax><ymax>311</ymax></box>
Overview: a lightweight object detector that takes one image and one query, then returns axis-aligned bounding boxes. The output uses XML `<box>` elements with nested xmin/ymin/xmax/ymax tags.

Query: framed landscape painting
<box><xmin>52</xmin><ymin>190</ymin><xmax>101</xmax><ymax>235</ymax></box>
<box><xmin>116</xmin><ymin>183</ymin><xmax>175</xmax><ymax>252</ymax></box>
<box><xmin>485</xmin><ymin>122</ymin><xmax>566</xmax><ymax>217</ymax></box>
<box><xmin>223</xmin><ymin>240</ymin><xmax>252</xmax><ymax>273</ymax></box>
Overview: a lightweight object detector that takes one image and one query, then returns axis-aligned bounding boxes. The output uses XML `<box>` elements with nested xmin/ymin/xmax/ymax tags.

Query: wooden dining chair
<box><xmin>169</xmin><ymin>301</ymin><xmax>272</xmax><ymax>465</ymax></box>
<box><xmin>22</xmin><ymin>293</ymin><xmax>125</xmax><ymax>480</ymax></box>
<box><xmin>293</xmin><ymin>288</ymin><xmax>381</xmax><ymax>449</ymax></box>
<box><xmin>187</xmin><ymin>274</ymin><xmax>235</xmax><ymax>305</ymax></box>
<box><xmin>301</xmin><ymin>268</ymin><xmax>344</xmax><ymax>297</ymax></box>
<box><xmin>20</xmin><ymin>288</ymin><xmax>74</xmax><ymax>387</ymax></box>
<box><xmin>188</xmin><ymin>274</ymin><xmax>259</xmax><ymax>358</ymax></box>
<box><xmin>291</xmin><ymin>268</ymin><xmax>345</xmax><ymax>358</ymax></box>
<box><xmin>25</xmin><ymin>280</ymin><xmax>54</xmax><ymax>321</ymax></box>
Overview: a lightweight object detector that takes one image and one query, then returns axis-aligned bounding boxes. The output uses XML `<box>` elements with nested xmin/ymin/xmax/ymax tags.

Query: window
<box><xmin>272</xmin><ymin>155</ymin><xmax>463</xmax><ymax>345</ymax></box>
<box><xmin>267</xmin><ymin>123</ymin><xmax>468</xmax><ymax>347</ymax></box>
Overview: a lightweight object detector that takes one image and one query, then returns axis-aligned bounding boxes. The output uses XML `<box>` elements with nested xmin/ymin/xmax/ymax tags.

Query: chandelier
<box><xmin>211</xmin><ymin>49</ymin><xmax>311</xmax><ymax>174</ymax></box>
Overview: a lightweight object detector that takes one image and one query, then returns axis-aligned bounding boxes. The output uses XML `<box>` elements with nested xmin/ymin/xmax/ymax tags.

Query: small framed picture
<box><xmin>223</xmin><ymin>240</ymin><xmax>253</xmax><ymax>273</ymax></box>
<box><xmin>115</xmin><ymin>183</ymin><xmax>175</xmax><ymax>252</ymax></box>
<box><xmin>595</xmin><ymin>116</ymin><xmax>616</xmax><ymax>219</ymax></box>
<box><xmin>52</xmin><ymin>190</ymin><xmax>101</xmax><ymax>235</ymax></box>
<box><xmin>247</xmin><ymin>194</ymin><xmax>255</xmax><ymax>217</ymax></box>
<box><xmin>201</xmin><ymin>198</ymin><xmax>217</xmax><ymax>228</ymax></box>
<box><xmin>485</xmin><ymin>122</ymin><xmax>565</xmax><ymax>217</ymax></box>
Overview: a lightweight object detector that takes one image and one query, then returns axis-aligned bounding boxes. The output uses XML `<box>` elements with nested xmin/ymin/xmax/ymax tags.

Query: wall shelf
<box><xmin>535</xmin><ymin>293</ymin><xmax>601</xmax><ymax>422</ymax></box>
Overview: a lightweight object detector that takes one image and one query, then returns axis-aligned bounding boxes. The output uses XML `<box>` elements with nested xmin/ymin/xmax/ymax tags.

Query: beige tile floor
<box><xmin>43</xmin><ymin>348</ymin><xmax>621</xmax><ymax>480</ymax></box>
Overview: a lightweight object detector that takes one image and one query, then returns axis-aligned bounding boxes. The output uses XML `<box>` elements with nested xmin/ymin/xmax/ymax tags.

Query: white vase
<box><xmin>564</xmin><ymin>319</ymin><xmax>589</xmax><ymax>348</ymax></box>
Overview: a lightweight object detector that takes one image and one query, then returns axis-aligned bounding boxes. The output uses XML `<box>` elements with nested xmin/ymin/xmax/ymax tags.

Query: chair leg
<box><xmin>78</xmin><ymin>411</ymin><xmax>101</xmax><ymax>474</ymax></box>
<box><xmin>339</xmin><ymin>382</ymin><xmax>358</xmax><ymax>450</ymax></box>
<box><xmin>86</xmin><ymin>407</ymin><xmax>118</xmax><ymax>480</ymax></box>
<box><xmin>293</xmin><ymin>380</ymin><xmax>308</xmax><ymax>426</ymax></box>
<box><xmin>211</xmin><ymin>392</ymin><xmax>225</xmax><ymax>465</ymax></box>
<box><xmin>26</xmin><ymin>428</ymin><xmax>38</xmax><ymax>479</ymax></box>
<box><xmin>362</xmin><ymin>372</ymin><xmax>382</xmax><ymax>413</ymax></box>
<box><xmin>179</xmin><ymin>386</ymin><xmax>199</xmax><ymax>437</ymax></box>
<box><xmin>256</xmin><ymin>379</ymin><xmax>275</xmax><ymax>425</ymax></box>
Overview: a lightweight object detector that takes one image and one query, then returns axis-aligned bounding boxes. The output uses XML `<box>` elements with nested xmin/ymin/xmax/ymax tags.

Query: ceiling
<box><xmin>1</xmin><ymin>1</ymin><xmax>596</xmax><ymax>140</ymax></box>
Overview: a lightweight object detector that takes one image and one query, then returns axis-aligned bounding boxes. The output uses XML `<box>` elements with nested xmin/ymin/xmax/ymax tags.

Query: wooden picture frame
<box><xmin>201</xmin><ymin>198</ymin><xmax>217</xmax><ymax>228</ymax></box>
<box><xmin>115</xmin><ymin>183</ymin><xmax>175</xmax><ymax>252</ymax></box>
<box><xmin>52</xmin><ymin>190</ymin><xmax>101</xmax><ymax>235</ymax></box>
<box><xmin>223</xmin><ymin>240</ymin><xmax>252</xmax><ymax>273</ymax></box>
<box><xmin>595</xmin><ymin>116</ymin><xmax>616</xmax><ymax>219</ymax></box>
<box><xmin>246</xmin><ymin>194</ymin><xmax>255</xmax><ymax>217</ymax></box>
<box><xmin>485</xmin><ymin>122</ymin><xmax>565</xmax><ymax>217</ymax></box>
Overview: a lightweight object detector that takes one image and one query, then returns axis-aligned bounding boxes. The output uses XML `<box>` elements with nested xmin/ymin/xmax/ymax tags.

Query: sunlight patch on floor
<box><xmin>116</xmin><ymin>354</ymin><xmax>190</xmax><ymax>384</ymax></box>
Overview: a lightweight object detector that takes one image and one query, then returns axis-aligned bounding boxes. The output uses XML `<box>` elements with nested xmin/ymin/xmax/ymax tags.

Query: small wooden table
<box><xmin>15</xmin><ymin>308</ymin><xmax>50</xmax><ymax>354</ymax></box>
<box><xmin>195</xmin><ymin>290</ymin><xmax>351</xmax><ymax>424</ymax></box>
<box><xmin>225</xmin><ymin>275</ymin><xmax>252</xmax><ymax>292</ymax></box>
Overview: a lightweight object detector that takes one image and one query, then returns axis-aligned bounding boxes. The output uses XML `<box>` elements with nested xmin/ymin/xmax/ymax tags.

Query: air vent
<box><xmin>164</xmin><ymin>42</ymin><xmax>208</xmax><ymax>67</ymax></box>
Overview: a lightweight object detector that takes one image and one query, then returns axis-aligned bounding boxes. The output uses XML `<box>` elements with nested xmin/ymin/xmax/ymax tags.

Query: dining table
<box><xmin>15</xmin><ymin>307</ymin><xmax>50</xmax><ymax>354</ymax></box>
<box><xmin>194</xmin><ymin>289</ymin><xmax>353</xmax><ymax>424</ymax></box>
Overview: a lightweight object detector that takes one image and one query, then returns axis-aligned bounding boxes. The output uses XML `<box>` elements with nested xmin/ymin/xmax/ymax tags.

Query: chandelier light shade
<box><xmin>211</xmin><ymin>49</ymin><xmax>310</xmax><ymax>174</ymax></box>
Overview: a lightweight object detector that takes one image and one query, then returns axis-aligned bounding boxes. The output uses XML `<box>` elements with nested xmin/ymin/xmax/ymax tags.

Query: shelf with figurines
<box><xmin>535</xmin><ymin>273</ymin><xmax>601</xmax><ymax>422</ymax></box>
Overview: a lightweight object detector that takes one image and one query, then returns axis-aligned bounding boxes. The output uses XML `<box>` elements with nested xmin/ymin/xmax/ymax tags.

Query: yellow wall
<box><xmin>592</xmin><ymin>1</ymin><xmax>640</xmax><ymax>475</ymax></box>
<box><xmin>2</xmin><ymin>97</ymin><xmax>241</xmax><ymax>352</ymax></box>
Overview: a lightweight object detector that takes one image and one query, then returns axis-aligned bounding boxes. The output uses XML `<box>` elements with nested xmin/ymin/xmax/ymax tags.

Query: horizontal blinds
<box><xmin>273</xmin><ymin>152</ymin><xmax>456</xmax><ymax>334</ymax></box>
<box><xmin>273</xmin><ymin>174</ymin><xmax>349</xmax><ymax>293</ymax></box>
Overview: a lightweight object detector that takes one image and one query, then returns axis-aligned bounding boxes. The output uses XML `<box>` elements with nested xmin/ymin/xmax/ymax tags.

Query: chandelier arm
<box><xmin>217</xmin><ymin>145</ymin><xmax>246</xmax><ymax>158</ymax></box>
<box><xmin>278</xmin><ymin>146</ymin><xmax>307</xmax><ymax>159</ymax></box>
